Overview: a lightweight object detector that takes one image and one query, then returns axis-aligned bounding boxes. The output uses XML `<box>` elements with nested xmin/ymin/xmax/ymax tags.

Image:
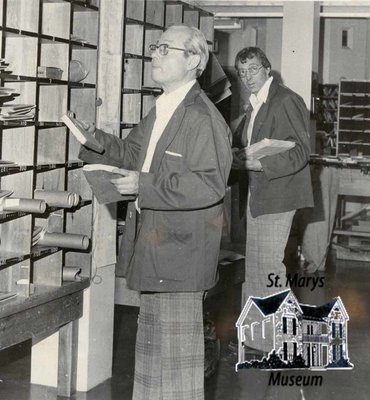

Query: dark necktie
<box><xmin>240</xmin><ymin>103</ymin><xmax>253</xmax><ymax>148</ymax></box>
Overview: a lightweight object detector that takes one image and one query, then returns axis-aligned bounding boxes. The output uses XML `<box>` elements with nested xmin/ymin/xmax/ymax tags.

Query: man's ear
<box><xmin>186</xmin><ymin>53</ymin><xmax>201</xmax><ymax>72</ymax></box>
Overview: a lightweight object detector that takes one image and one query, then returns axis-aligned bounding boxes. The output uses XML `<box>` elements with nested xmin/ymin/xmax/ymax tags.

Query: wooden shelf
<box><xmin>337</xmin><ymin>79</ymin><xmax>370</xmax><ymax>156</ymax></box>
<box><xmin>0</xmin><ymin>0</ymin><xmax>99</xmax><ymax>299</ymax></box>
<box><xmin>334</xmin><ymin>229</ymin><xmax>370</xmax><ymax>238</ymax></box>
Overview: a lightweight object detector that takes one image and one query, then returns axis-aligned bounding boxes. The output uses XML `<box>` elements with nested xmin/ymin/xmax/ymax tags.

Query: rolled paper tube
<box><xmin>38</xmin><ymin>232</ymin><xmax>90</xmax><ymax>250</ymax></box>
<box><xmin>72</xmin><ymin>193</ymin><xmax>80</xmax><ymax>207</ymax></box>
<box><xmin>2</xmin><ymin>198</ymin><xmax>46</xmax><ymax>214</ymax></box>
<box><xmin>62</xmin><ymin>266</ymin><xmax>82</xmax><ymax>282</ymax></box>
<box><xmin>34</xmin><ymin>189</ymin><xmax>79</xmax><ymax>208</ymax></box>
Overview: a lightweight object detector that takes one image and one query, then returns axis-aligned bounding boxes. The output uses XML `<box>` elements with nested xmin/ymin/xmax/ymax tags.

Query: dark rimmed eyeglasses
<box><xmin>237</xmin><ymin>64</ymin><xmax>264</xmax><ymax>77</ymax></box>
<box><xmin>149</xmin><ymin>43</ymin><xmax>191</xmax><ymax>56</ymax></box>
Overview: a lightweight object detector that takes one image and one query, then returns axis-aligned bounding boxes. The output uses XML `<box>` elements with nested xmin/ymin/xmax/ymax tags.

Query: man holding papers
<box><xmin>232</xmin><ymin>47</ymin><xmax>313</xmax><ymax>352</ymax></box>
<box><xmin>78</xmin><ymin>25</ymin><xmax>232</xmax><ymax>400</ymax></box>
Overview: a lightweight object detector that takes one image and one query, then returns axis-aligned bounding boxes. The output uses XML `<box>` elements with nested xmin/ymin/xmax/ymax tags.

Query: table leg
<box><xmin>57</xmin><ymin>319</ymin><xmax>78</xmax><ymax>397</ymax></box>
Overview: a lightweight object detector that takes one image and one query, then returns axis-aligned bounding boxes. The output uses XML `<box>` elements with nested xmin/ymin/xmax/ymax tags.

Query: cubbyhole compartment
<box><xmin>67</xmin><ymin>168</ymin><xmax>92</xmax><ymax>201</ymax></box>
<box><xmin>38</xmin><ymin>210</ymin><xmax>64</xmax><ymax>233</ymax></box>
<box><xmin>142</xmin><ymin>94</ymin><xmax>155</xmax><ymax>118</ymax></box>
<box><xmin>35</xmin><ymin>168</ymin><xmax>66</xmax><ymax>192</ymax></box>
<box><xmin>65</xmin><ymin>204</ymin><xmax>92</xmax><ymax>278</ymax></box>
<box><xmin>125</xmin><ymin>25</ymin><xmax>144</xmax><ymax>55</ymax></box>
<box><xmin>41</xmin><ymin>0</ymin><xmax>71</xmax><ymax>39</ymax></box>
<box><xmin>165</xmin><ymin>4</ymin><xmax>183</xmax><ymax>27</ymax></box>
<box><xmin>144</xmin><ymin>28</ymin><xmax>162</xmax><ymax>58</ymax></box>
<box><xmin>0</xmin><ymin>215</ymin><xmax>32</xmax><ymax>257</ymax></box>
<box><xmin>2</xmin><ymin>81</ymin><xmax>37</xmax><ymax>107</ymax></box>
<box><xmin>5</xmin><ymin>0</ymin><xmax>40</xmax><ymax>33</ymax></box>
<box><xmin>143</xmin><ymin>60</ymin><xmax>160</xmax><ymax>89</ymax></box>
<box><xmin>4</xmin><ymin>35</ymin><xmax>38</xmax><ymax>77</ymax></box>
<box><xmin>69</xmin><ymin>88</ymin><xmax>96</xmax><ymax>123</ymax></box>
<box><xmin>1</xmin><ymin>170</ymin><xmax>34</xmax><ymax>198</ymax></box>
<box><xmin>38</xmin><ymin>85</ymin><xmax>68</xmax><ymax>122</ymax></box>
<box><xmin>183</xmin><ymin>9</ymin><xmax>199</xmax><ymax>28</ymax></box>
<box><xmin>146</xmin><ymin>1</ymin><xmax>165</xmax><ymax>26</ymax></box>
<box><xmin>123</xmin><ymin>59</ymin><xmax>142</xmax><ymax>90</ymax></box>
<box><xmin>40</xmin><ymin>41</ymin><xmax>69</xmax><ymax>80</ymax></box>
<box><xmin>68</xmin><ymin>87</ymin><xmax>97</xmax><ymax>160</ymax></box>
<box><xmin>72</xmin><ymin>8</ymin><xmax>99</xmax><ymax>46</ymax></box>
<box><xmin>37</xmin><ymin>127</ymin><xmax>67</xmax><ymax>164</ymax></box>
<box><xmin>200</xmin><ymin>14</ymin><xmax>214</xmax><ymax>43</ymax></box>
<box><xmin>33</xmin><ymin>251</ymin><xmax>63</xmax><ymax>287</ymax></box>
<box><xmin>70</xmin><ymin>48</ymin><xmax>97</xmax><ymax>85</ymax></box>
<box><xmin>0</xmin><ymin>260</ymin><xmax>31</xmax><ymax>299</ymax></box>
<box><xmin>126</xmin><ymin>0</ymin><xmax>145</xmax><ymax>21</ymax></box>
<box><xmin>122</xmin><ymin>93</ymin><xmax>141</xmax><ymax>124</ymax></box>
<box><xmin>1</xmin><ymin>127</ymin><xmax>35</xmax><ymax>165</ymax></box>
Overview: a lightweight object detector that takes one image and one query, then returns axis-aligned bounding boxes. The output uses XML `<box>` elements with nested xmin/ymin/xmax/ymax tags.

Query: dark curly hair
<box><xmin>234</xmin><ymin>47</ymin><xmax>271</xmax><ymax>71</ymax></box>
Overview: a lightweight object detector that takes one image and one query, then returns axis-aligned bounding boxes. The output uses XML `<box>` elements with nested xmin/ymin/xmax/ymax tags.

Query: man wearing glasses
<box><xmin>79</xmin><ymin>25</ymin><xmax>232</xmax><ymax>400</ymax></box>
<box><xmin>232</xmin><ymin>47</ymin><xmax>313</xmax><ymax>353</ymax></box>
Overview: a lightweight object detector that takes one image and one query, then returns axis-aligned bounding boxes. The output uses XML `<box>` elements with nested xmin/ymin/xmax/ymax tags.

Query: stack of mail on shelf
<box><xmin>0</xmin><ymin>104</ymin><xmax>36</xmax><ymax>121</ymax></box>
<box><xmin>0</xmin><ymin>58</ymin><xmax>11</xmax><ymax>74</ymax></box>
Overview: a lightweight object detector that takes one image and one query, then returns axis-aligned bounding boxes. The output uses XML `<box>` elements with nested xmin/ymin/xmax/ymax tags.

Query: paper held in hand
<box><xmin>83</xmin><ymin>164</ymin><xmax>135</xmax><ymax>204</ymax></box>
<box><xmin>61</xmin><ymin>113</ymin><xmax>104</xmax><ymax>154</ymax></box>
<box><xmin>238</xmin><ymin>139</ymin><xmax>295</xmax><ymax>160</ymax></box>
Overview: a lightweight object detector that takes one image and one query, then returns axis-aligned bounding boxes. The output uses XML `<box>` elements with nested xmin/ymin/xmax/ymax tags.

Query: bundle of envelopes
<box><xmin>0</xmin><ymin>103</ymin><xmax>36</xmax><ymax>121</ymax></box>
<box><xmin>0</xmin><ymin>58</ymin><xmax>11</xmax><ymax>74</ymax></box>
<box><xmin>0</xmin><ymin>87</ymin><xmax>21</xmax><ymax>102</ymax></box>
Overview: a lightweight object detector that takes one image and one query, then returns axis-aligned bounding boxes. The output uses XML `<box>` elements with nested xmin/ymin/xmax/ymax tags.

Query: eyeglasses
<box><xmin>149</xmin><ymin>43</ymin><xmax>190</xmax><ymax>56</ymax></box>
<box><xmin>237</xmin><ymin>64</ymin><xmax>264</xmax><ymax>77</ymax></box>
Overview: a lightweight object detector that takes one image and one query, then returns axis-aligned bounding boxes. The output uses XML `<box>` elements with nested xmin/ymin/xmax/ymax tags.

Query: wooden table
<box><xmin>0</xmin><ymin>279</ymin><xmax>89</xmax><ymax>397</ymax></box>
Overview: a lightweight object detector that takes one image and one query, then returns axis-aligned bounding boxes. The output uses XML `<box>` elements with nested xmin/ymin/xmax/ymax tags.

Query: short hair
<box><xmin>234</xmin><ymin>47</ymin><xmax>271</xmax><ymax>71</ymax></box>
<box><xmin>167</xmin><ymin>25</ymin><xmax>209</xmax><ymax>78</ymax></box>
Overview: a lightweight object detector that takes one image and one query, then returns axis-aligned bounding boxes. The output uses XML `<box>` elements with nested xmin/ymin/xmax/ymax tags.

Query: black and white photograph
<box><xmin>0</xmin><ymin>1</ymin><xmax>370</xmax><ymax>399</ymax></box>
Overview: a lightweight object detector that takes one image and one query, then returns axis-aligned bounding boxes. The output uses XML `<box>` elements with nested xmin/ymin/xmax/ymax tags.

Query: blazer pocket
<box><xmin>153</xmin><ymin>212</ymin><xmax>194</xmax><ymax>281</ymax></box>
<box><xmin>162</xmin><ymin>152</ymin><xmax>187</xmax><ymax>174</ymax></box>
<box><xmin>165</xmin><ymin>150</ymin><xmax>183</xmax><ymax>157</ymax></box>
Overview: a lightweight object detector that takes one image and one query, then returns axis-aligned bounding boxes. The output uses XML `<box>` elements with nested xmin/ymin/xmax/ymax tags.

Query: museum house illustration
<box><xmin>236</xmin><ymin>290</ymin><xmax>352</xmax><ymax>370</ymax></box>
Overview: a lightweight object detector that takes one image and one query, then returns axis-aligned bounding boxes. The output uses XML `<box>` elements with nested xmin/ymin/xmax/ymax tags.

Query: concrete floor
<box><xmin>0</xmin><ymin>254</ymin><xmax>369</xmax><ymax>400</ymax></box>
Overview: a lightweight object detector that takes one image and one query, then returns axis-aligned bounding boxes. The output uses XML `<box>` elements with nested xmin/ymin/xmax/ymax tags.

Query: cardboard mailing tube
<box><xmin>38</xmin><ymin>232</ymin><xmax>90</xmax><ymax>250</ymax></box>
<box><xmin>62</xmin><ymin>266</ymin><xmax>82</xmax><ymax>282</ymax></box>
<box><xmin>34</xmin><ymin>189</ymin><xmax>80</xmax><ymax>208</ymax></box>
<box><xmin>2</xmin><ymin>198</ymin><xmax>46</xmax><ymax>214</ymax></box>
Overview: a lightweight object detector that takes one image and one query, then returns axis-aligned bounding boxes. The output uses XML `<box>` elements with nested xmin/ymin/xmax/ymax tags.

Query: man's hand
<box><xmin>232</xmin><ymin>148</ymin><xmax>263</xmax><ymax>171</ymax></box>
<box><xmin>67</xmin><ymin>111</ymin><xmax>95</xmax><ymax>134</ymax></box>
<box><xmin>245</xmin><ymin>158</ymin><xmax>263</xmax><ymax>171</ymax></box>
<box><xmin>232</xmin><ymin>148</ymin><xmax>247</xmax><ymax>170</ymax></box>
<box><xmin>111</xmin><ymin>168</ymin><xmax>139</xmax><ymax>195</ymax></box>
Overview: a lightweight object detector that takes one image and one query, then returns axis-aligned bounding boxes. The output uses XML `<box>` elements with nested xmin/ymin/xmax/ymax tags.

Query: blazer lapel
<box><xmin>251</xmin><ymin>103</ymin><xmax>269</xmax><ymax>145</ymax></box>
<box><xmin>148</xmin><ymin>82</ymin><xmax>201</xmax><ymax>173</ymax></box>
<box><xmin>250</xmin><ymin>78</ymin><xmax>279</xmax><ymax>145</ymax></box>
<box><xmin>149</xmin><ymin>105</ymin><xmax>187</xmax><ymax>173</ymax></box>
<box><xmin>137</xmin><ymin>107</ymin><xmax>156</xmax><ymax>171</ymax></box>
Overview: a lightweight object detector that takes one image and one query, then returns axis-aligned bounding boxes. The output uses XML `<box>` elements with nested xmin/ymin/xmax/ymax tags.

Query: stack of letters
<box><xmin>0</xmin><ymin>104</ymin><xmax>36</xmax><ymax>121</ymax></box>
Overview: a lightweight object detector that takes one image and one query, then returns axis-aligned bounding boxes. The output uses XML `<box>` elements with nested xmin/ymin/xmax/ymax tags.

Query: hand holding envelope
<box><xmin>110</xmin><ymin>168</ymin><xmax>140</xmax><ymax>195</ymax></box>
<box><xmin>232</xmin><ymin>148</ymin><xmax>263</xmax><ymax>171</ymax></box>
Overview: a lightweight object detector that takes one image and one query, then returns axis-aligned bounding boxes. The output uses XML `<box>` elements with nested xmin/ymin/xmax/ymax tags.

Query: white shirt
<box><xmin>141</xmin><ymin>79</ymin><xmax>196</xmax><ymax>172</ymax></box>
<box><xmin>136</xmin><ymin>79</ymin><xmax>196</xmax><ymax>212</ymax></box>
<box><xmin>246</xmin><ymin>76</ymin><xmax>273</xmax><ymax>146</ymax></box>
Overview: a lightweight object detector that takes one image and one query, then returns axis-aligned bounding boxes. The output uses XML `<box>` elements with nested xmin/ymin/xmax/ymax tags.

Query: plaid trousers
<box><xmin>242</xmin><ymin>202</ymin><xmax>296</xmax><ymax>305</ymax></box>
<box><xmin>132</xmin><ymin>292</ymin><xmax>204</xmax><ymax>400</ymax></box>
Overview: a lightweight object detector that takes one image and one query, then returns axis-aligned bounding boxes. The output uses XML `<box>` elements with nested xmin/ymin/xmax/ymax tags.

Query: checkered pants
<box><xmin>242</xmin><ymin>203</ymin><xmax>295</xmax><ymax>306</ymax></box>
<box><xmin>132</xmin><ymin>292</ymin><xmax>204</xmax><ymax>400</ymax></box>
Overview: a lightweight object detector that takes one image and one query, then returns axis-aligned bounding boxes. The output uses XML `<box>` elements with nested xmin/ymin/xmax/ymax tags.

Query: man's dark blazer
<box><xmin>79</xmin><ymin>82</ymin><xmax>232</xmax><ymax>292</ymax></box>
<box><xmin>233</xmin><ymin>78</ymin><xmax>314</xmax><ymax>217</ymax></box>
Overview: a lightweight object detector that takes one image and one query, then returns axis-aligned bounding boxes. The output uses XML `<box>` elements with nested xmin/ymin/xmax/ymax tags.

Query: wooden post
<box><xmin>58</xmin><ymin>320</ymin><xmax>79</xmax><ymax>397</ymax></box>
